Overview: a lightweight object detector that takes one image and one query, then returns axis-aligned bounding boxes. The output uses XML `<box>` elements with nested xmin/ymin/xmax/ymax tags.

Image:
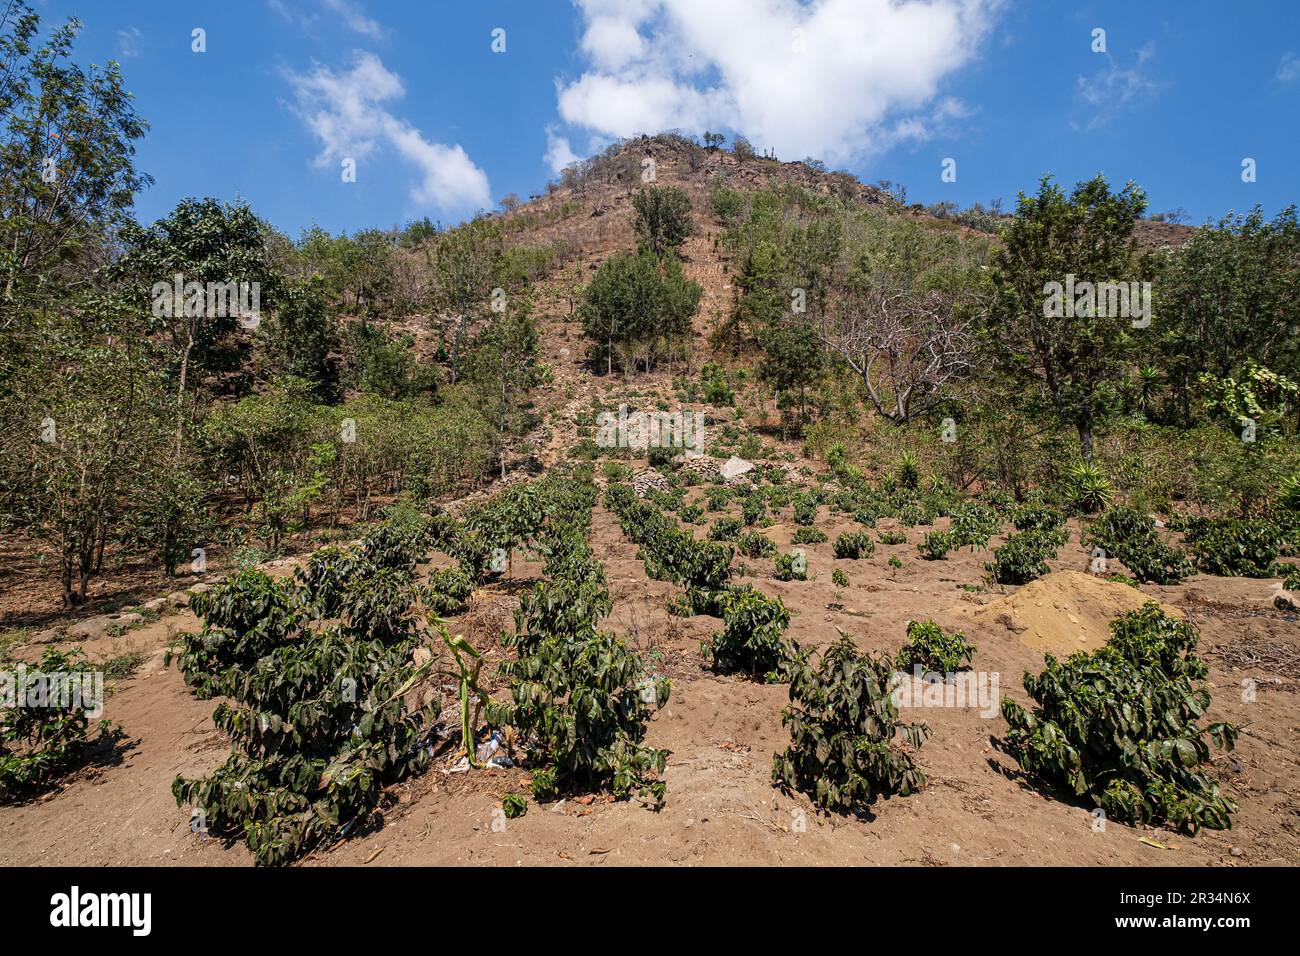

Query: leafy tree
<box><xmin>579</xmin><ymin>250</ymin><xmax>700</xmax><ymax>374</ymax></box>
<box><xmin>984</xmin><ymin>174</ymin><xmax>1148</xmax><ymax>458</ymax></box>
<box><xmin>13</xmin><ymin>330</ymin><xmax>173</xmax><ymax>604</ymax></box>
<box><xmin>0</xmin><ymin>2</ymin><xmax>151</xmax><ymax>320</ymax></box>
<box><xmin>112</xmin><ymin>197</ymin><xmax>276</xmax><ymax>450</ymax></box>
<box><xmin>1160</xmin><ymin>206</ymin><xmax>1300</xmax><ymax>423</ymax></box>
<box><xmin>632</xmin><ymin>185</ymin><xmax>694</xmax><ymax>259</ymax></box>
<box><xmin>431</xmin><ymin>216</ymin><xmax>503</xmax><ymax>380</ymax></box>
<box><xmin>260</xmin><ymin>277</ymin><xmax>337</xmax><ymax>398</ymax></box>
<box><xmin>758</xmin><ymin>318</ymin><xmax>823</xmax><ymax>433</ymax></box>
<box><xmin>459</xmin><ymin>310</ymin><xmax>542</xmax><ymax>479</ymax></box>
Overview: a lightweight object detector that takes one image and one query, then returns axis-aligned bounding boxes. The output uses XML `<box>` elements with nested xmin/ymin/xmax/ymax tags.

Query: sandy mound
<box><xmin>952</xmin><ymin>570</ymin><xmax>1181</xmax><ymax>658</ymax></box>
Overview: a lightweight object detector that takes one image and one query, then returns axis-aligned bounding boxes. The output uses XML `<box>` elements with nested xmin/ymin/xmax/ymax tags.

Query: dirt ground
<box><xmin>3</xmin><ymin>507</ymin><xmax>1297</xmax><ymax>868</ymax></box>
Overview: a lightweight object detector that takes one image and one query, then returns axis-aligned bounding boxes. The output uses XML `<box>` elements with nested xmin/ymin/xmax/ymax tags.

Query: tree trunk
<box><xmin>1076</xmin><ymin>420</ymin><xmax>1094</xmax><ymax>461</ymax></box>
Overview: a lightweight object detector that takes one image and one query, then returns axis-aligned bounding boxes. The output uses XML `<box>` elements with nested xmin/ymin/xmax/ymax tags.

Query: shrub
<box><xmin>946</xmin><ymin>502</ymin><xmax>1000</xmax><ymax>550</ymax></box>
<box><xmin>1</xmin><ymin>648</ymin><xmax>118</xmax><ymax>802</ymax></box>
<box><xmin>833</xmin><ymin>531</ymin><xmax>875</xmax><ymax>559</ymax></box>
<box><xmin>792</xmin><ymin>495</ymin><xmax>818</xmax><ymax>526</ymax></box>
<box><xmin>742</xmin><ymin>494</ymin><xmax>766</xmax><ymax>526</ymax></box>
<box><xmin>774</xmin><ymin>551</ymin><xmax>807</xmax><ymax>581</ymax></box>
<box><xmin>709</xmin><ymin>517</ymin><xmax>743</xmax><ymax>541</ymax></box>
<box><xmin>703</xmin><ymin>587</ymin><xmax>796</xmax><ymax>681</ymax></box>
<box><xmin>878</xmin><ymin>529</ymin><xmax>908</xmax><ymax>546</ymax></box>
<box><xmin>491</xmin><ymin>480</ymin><xmax>669</xmax><ymax>803</ymax></box>
<box><xmin>1185</xmin><ymin>517</ymin><xmax>1282</xmax><ymax>578</ymax></box>
<box><xmin>792</xmin><ymin>527</ymin><xmax>827</xmax><ymax>545</ymax></box>
<box><xmin>895</xmin><ymin>620</ymin><xmax>976</xmax><ymax>673</ymax></box>
<box><xmin>988</xmin><ymin>527</ymin><xmax>1067</xmax><ymax>585</ymax></box>
<box><xmin>1012</xmin><ymin>504</ymin><xmax>1067</xmax><ymax>533</ymax></box>
<box><xmin>918</xmin><ymin>530</ymin><xmax>951</xmax><ymax>560</ymax></box>
<box><xmin>772</xmin><ymin>636</ymin><xmax>928</xmax><ymax>816</ymax></box>
<box><xmin>832</xmin><ymin>568</ymin><xmax>849</xmax><ymax>588</ymax></box>
<box><xmin>736</xmin><ymin>530</ymin><xmax>776</xmax><ymax>558</ymax></box>
<box><xmin>171</xmin><ymin>525</ymin><xmax>442</xmax><ymax>865</ymax></box>
<box><xmin>1001</xmin><ymin>603</ymin><xmax>1238</xmax><ymax>833</ymax></box>
<box><xmin>1084</xmin><ymin>506</ymin><xmax>1195</xmax><ymax>585</ymax></box>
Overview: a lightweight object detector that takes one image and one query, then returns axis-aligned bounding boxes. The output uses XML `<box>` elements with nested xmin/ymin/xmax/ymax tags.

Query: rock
<box><xmin>142</xmin><ymin>597</ymin><xmax>168</xmax><ymax>612</ymax></box>
<box><xmin>166</xmin><ymin>591</ymin><xmax>189</xmax><ymax>608</ymax></box>
<box><xmin>1274</xmin><ymin>592</ymin><xmax>1298</xmax><ymax>613</ymax></box>
<box><xmin>66</xmin><ymin>615</ymin><xmax>112</xmax><ymax>642</ymax></box>
<box><xmin>115</xmin><ymin>612</ymin><xmax>143</xmax><ymax>628</ymax></box>
<box><xmin>678</xmin><ymin>454</ymin><xmax>721</xmax><ymax>482</ymax></box>
<box><xmin>631</xmin><ymin>469</ymin><xmax>670</xmax><ymax>499</ymax></box>
<box><xmin>187</xmin><ymin>582</ymin><xmax>211</xmax><ymax>596</ymax></box>
<box><xmin>719</xmin><ymin>456</ymin><xmax>756</xmax><ymax>481</ymax></box>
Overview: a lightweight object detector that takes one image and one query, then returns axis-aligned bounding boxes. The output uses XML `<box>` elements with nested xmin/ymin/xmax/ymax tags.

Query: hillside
<box><xmin>4</xmin><ymin>134</ymin><xmax>1299</xmax><ymax>870</ymax></box>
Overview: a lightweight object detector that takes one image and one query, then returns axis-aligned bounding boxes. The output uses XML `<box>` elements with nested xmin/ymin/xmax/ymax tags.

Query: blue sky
<box><xmin>37</xmin><ymin>0</ymin><xmax>1300</xmax><ymax>237</ymax></box>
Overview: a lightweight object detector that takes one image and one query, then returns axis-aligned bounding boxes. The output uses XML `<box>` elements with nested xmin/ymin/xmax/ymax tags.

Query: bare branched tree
<box><xmin>815</xmin><ymin>274</ymin><xmax>980</xmax><ymax>424</ymax></box>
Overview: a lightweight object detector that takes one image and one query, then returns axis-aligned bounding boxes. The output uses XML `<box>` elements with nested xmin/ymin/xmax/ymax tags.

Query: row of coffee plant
<box><xmin>487</xmin><ymin>475</ymin><xmax>671</xmax><ymax>804</ymax></box>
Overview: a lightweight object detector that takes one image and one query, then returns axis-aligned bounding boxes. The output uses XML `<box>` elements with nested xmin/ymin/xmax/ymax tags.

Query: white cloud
<box><xmin>1278</xmin><ymin>51</ymin><xmax>1300</xmax><ymax>84</ymax></box>
<box><xmin>285</xmin><ymin>51</ymin><xmax>491</xmax><ymax>214</ymax></box>
<box><xmin>322</xmin><ymin>0</ymin><xmax>384</xmax><ymax>40</ymax></box>
<box><xmin>544</xmin><ymin>126</ymin><xmax>581</xmax><ymax>175</ymax></box>
<box><xmin>116</xmin><ymin>26</ymin><xmax>143</xmax><ymax>59</ymax></box>
<box><xmin>1075</xmin><ymin>44</ymin><xmax>1166</xmax><ymax>130</ymax></box>
<box><xmin>551</xmin><ymin>0</ymin><xmax>1001</xmax><ymax>164</ymax></box>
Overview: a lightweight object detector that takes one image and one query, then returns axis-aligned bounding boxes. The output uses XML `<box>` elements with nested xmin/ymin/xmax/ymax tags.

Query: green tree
<box><xmin>260</xmin><ymin>276</ymin><xmax>337</xmax><ymax>398</ymax></box>
<box><xmin>0</xmin><ymin>2</ymin><xmax>151</xmax><ymax>320</ymax></box>
<box><xmin>112</xmin><ymin>197</ymin><xmax>276</xmax><ymax>450</ymax></box>
<box><xmin>10</xmin><ymin>328</ymin><xmax>172</xmax><ymax>604</ymax></box>
<box><xmin>1159</xmin><ymin>205</ymin><xmax>1300</xmax><ymax>424</ymax></box>
<box><xmin>432</xmin><ymin>216</ymin><xmax>504</xmax><ymax>381</ymax></box>
<box><xmin>984</xmin><ymin>174</ymin><xmax>1148</xmax><ymax>458</ymax></box>
<box><xmin>633</xmin><ymin>185</ymin><xmax>694</xmax><ymax>259</ymax></box>
<box><xmin>579</xmin><ymin>250</ymin><xmax>700</xmax><ymax>375</ymax></box>
<box><xmin>759</xmin><ymin>319</ymin><xmax>823</xmax><ymax>433</ymax></box>
<box><xmin>459</xmin><ymin>310</ymin><xmax>543</xmax><ymax>479</ymax></box>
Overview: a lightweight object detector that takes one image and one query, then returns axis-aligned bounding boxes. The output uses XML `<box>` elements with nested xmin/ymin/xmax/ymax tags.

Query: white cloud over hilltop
<box><xmin>553</xmin><ymin>0</ymin><xmax>1000</xmax><ymax>164</ymax></box>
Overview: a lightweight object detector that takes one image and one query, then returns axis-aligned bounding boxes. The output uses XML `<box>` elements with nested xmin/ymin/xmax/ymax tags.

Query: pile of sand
<box><xmin>951</xmin><ymin>570</ymin><xmax>1181</xmax><ymax>657</ymax></box>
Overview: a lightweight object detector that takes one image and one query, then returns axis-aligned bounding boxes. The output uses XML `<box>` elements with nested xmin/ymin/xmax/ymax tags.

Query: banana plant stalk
<box><xmin>428</xmin><ymin>615</ymin><xmax>489</xmax><ymax>767</ymax></box>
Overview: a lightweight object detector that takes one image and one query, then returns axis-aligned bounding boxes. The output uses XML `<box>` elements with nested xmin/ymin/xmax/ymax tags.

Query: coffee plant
<box><xmin>1184</xmin><ymin>517</ymin><xmax>1282</xmax><ymax>578</ymax></box>
<box><xmin>702</xmin><ymin>587</ymin><xmax>797</xmax><ymax>681</ymax></box>
<box><xmin>773</xmin><ymin>635</ymin><xmax>928</xmax><ymax>816</ymax></box>
<box><xmin>774</xmin><ymin>551</ymin><xmax>807</xmax><ymax>581</ymax></box>
<box><xmin>1001</xmin><ymin>603</ymin><xmax>1238</xmax><ymax>833</ymax></box>
<box><xmin>490</xmin><ymin>477</ymin><xmax>670</xmax><ymax>803</ymax></box>
<box><xmin>1</xmin><ymin>648</ymin><xmax>118</xmax><ymax>802</ymax></box>
<box><xmin>895</xmin><ymin>619</ymin><xmax>976</xmax><ymax>674</ymax></box>
<box><xmin>171</xmin><ymin>516</ymin><xmax>447</xmax><ymax>865</ymax></box>
<box><xmin>918</xmin><ymin>530</ymin><xmax>952</xmax><ymax>560</ymax></box>
<box><xmin>988</xmin><ymin>526</ymin><xmax>1067</xmax><ymax>585</ymax></box>
<box><xmin>833</xmin><ymin>531</ymin><xmax>874</xmax><ymax>559</ymax></box>
<box><xmin>1084</xmin><ymin>507</ymin><xmax>1194</xmax><ymax>585</ymax></box>
<box><xmin>792</xmin><ymin>527</ymin><xmax>827</xmax><ymax>545</ymax></box>
<box><xmin>737</xmin><ymin>530</ymin><xmax>775</xmax><ymax>558</ymax></box>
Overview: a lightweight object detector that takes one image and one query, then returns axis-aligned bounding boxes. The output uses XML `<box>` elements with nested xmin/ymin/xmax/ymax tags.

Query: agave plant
<box><xmin>897</xmin><ymin>450</ymin><xmax>920</xmax><ymax>490</ymax></box>
<box><xmin>1066</xmin><ymin>460</ymin><xmax>1114</xmax><ymax>514</ymax></box>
